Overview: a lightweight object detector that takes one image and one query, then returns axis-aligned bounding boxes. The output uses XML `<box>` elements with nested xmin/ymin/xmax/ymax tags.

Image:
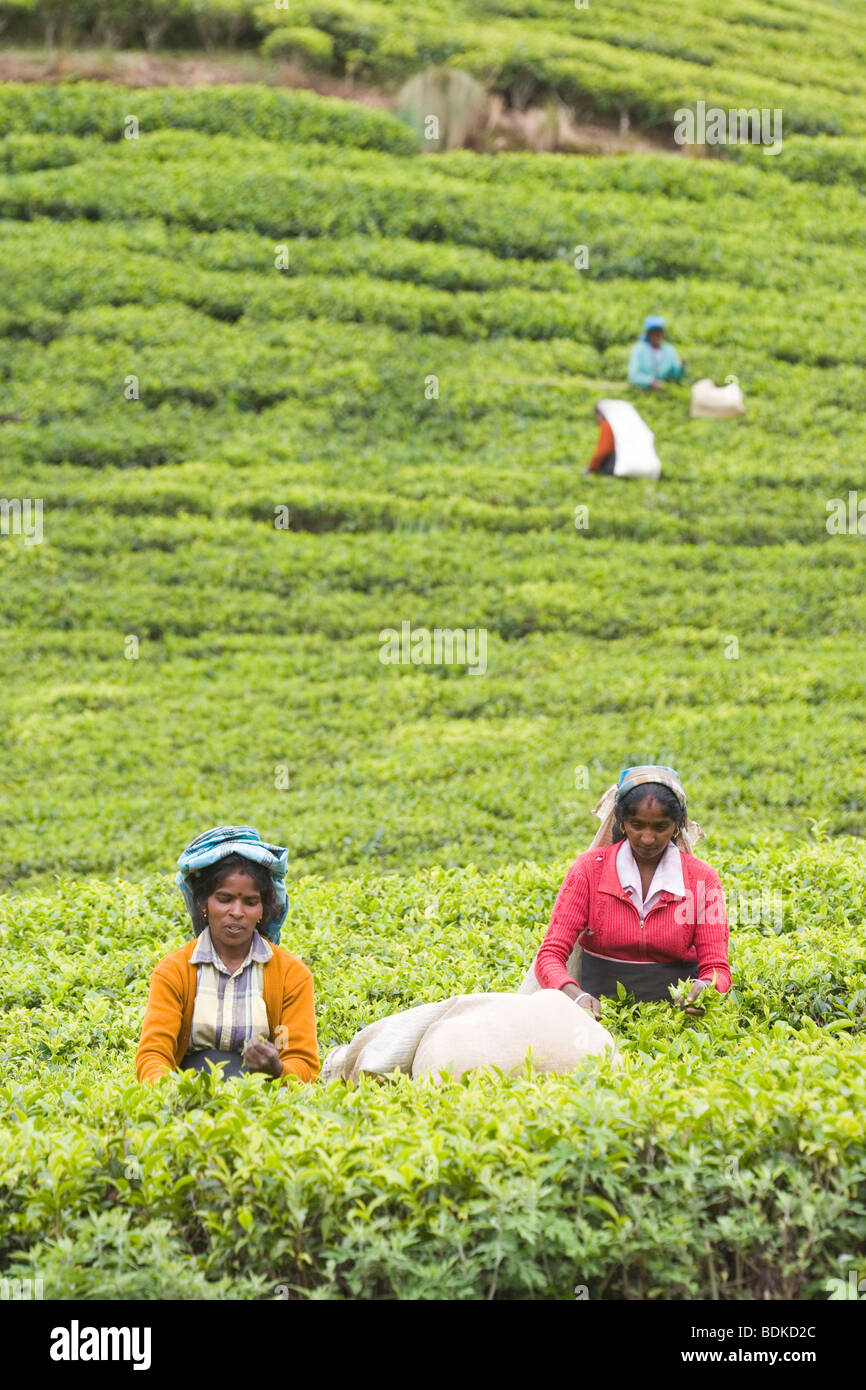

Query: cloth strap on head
<box><xmin>616</xmin><ymin>764</ymin><xmax>685</xmax><ymax>806</ymax></box>
<box><xmin>176</xmin><ymin>825</ymin><xmax>289</xmax><ymax>944</ymax></box>
<box><xmin>590</xmin><ymin>766</ymin><xmax>703</xmax><ymax>854</ymax></box>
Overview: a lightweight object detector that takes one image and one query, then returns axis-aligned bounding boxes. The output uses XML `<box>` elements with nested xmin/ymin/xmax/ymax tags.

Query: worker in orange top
<box><xmin>135</xmin><ymin>826</ymin><xmax>318</xmax><ymax>1084</ymax></box>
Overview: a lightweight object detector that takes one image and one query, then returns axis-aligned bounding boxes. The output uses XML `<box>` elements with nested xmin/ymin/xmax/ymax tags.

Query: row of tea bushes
<box><xmin>0</xmin><ymin>844</ymin><xmax>864</xmax><ymax>1298</ymax></box>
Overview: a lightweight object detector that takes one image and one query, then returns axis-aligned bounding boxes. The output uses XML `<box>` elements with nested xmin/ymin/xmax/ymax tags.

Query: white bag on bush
<box><xmin>321</xmin><ymin>990</ymin><xmax>620</xmax><ymax>1084</ymax></box>
<box><xmin>690</xmin><ymin>378</ymin><xmax>745</xmax><ymax>418</ymax></box>
<box><xmin>596</xmin><ymin>398</ymin><xmax>661</xmax><ymax>479</ymax></box>
<box><xmin>320</xmin><ymin>999</ymin><xmax>450</xmax><ymax>1085</ymax></box>
<box><xmin>411</xmin><ymin>989</ymin><xmax>620</xmax><ymax>1082</ymax></box>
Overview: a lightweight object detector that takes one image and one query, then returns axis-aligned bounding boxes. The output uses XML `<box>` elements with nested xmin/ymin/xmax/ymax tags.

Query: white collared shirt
<box><xmin>616</xmin><ymin>838</ymin><xmax>684</xmax><ymax>921</ymax></box>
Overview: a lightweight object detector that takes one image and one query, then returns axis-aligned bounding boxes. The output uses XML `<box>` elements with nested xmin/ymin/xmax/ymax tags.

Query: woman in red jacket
<box><xmin>534</xmin><ymin>766</ymin><xmax>730</xmax><ymax>1018</ymax></box>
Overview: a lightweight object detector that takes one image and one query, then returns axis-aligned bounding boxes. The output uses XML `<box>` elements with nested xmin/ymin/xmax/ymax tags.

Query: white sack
<box><xmin>320</xmin><ymin>999</ymin><xmax>452</xmax><ymax>1085</ymax></box>
<box><xmin>596</xmin><ymin>398</ymin><xmax>661</xmax><ymax>479</ymax></box>
<box><xmin>690</xmin><ymin>378</ymin><xmax>745</xmax><ymax>419</ymax></box>
<box><xmin>411</xmin><ymin>989</ymin><xmax>620</xmax><ymax>1082</ymax></box>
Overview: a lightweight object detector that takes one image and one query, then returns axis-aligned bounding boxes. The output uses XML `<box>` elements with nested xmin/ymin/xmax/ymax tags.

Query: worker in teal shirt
<box><xmin>628</xmin><ymin>315</ymin><xmax>685</xmax><ymax>390</ymax></box>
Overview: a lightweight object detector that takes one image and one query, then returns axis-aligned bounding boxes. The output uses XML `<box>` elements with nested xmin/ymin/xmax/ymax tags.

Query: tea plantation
<box><xmin>1</xmin><ymin>76</ymin><xmax>865</xmax><ymax>1299</ymax></box>
<box><xmin>5</xmin><ymin>0</ymin><xmax>866</xmax><ymax>137</ymax></box>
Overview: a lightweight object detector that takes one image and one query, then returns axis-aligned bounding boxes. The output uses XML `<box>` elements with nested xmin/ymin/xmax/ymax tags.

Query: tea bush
<box><xmin>0</xmin><ymin>83</ymin><xmax>418</xmax><ymax>155</ymax></box>
<box><xmin>1</xmin><ymin>842</ymin><xmax>865</xmax><ymax>1299</ymax></box>
<box><xmin>4</xmin><ymin>1</ymin><xmax>866</xmax><ymax>137</ymax></box>
<box><xmin>0</xmin><ymin>101</ymin><xmax>865</xmax><ymax>883</ymax></box>
<box><xmin>253</xmin><ymin>0</ymin><xmax>866</xmax><ymax>135</ymax></box>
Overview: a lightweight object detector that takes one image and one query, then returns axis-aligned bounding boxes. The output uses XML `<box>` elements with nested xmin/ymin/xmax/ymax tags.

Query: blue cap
<box><xmin>644</xmin><ymin>315</ymin><xmax>666</xmax><ymax>332</ymax></box>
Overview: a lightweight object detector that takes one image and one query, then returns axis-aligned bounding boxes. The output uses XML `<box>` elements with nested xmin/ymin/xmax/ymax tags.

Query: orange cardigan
<box><xmin>135</xmin><ymin>938</ymin><xmax>319</xmax><ymax>1084</ymax></box>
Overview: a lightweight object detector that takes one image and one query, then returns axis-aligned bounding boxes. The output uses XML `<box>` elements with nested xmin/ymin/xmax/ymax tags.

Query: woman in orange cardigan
<box><xmin>135</xmin><ymin>826</ymin><xmax>318</xmax><ymax>1084</ymax></box>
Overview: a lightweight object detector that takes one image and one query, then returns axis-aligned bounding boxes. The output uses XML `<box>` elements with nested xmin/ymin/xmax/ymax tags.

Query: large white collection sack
<box><xmin>596</xmin><ymin>399</ymin><xmax>662</xmax><ymax>479</ymax></box>
<box><xmin>320</xmin><ymin>990</ymin><xmax>619</xmax><ymax>1084</ymax></box>
<box><xmin>320</xmin><ymin>999</ymin><xmax>446</xmax><ymax>1085</ymax></box>
<box><xmin>412</xmin><ymin>990</ymin><xmax>619</xmax><ymax>1082</ymax></box>
<box><xmin>690</xmin><ymin>378</ymin><xmax>745</xmax><ymax>418</ymax></box>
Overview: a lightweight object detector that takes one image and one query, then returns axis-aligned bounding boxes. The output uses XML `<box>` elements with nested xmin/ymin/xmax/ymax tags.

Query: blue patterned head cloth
<box><xmin>176</xmin><ymin>826</ymin><xmax>289</xmax><ymax>944</ymax></box>
<box><xmin>616</xmin><ymin>765</ymin><xmax>687</xmax><ymax>808</ymax></box>
<box><xmin>643</xmin><ymin>314</ymin><xmax>665</xmax><ymax>336</ymax></box>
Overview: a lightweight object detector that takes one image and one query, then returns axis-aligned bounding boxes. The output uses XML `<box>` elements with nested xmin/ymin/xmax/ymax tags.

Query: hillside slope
<box><xmin>1</xmin><ymin>86</ymin><xmax>865</xmax><ymax>887</ymax></box>
<box><xmin>3</xmin><ymin>0</ymin><xmax>866</xmax><ymax>135</ymax></box>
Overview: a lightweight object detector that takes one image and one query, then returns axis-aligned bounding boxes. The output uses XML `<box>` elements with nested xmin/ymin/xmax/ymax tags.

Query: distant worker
<box><xmin>584</xmin><ymin>399</ymin><xmax>661</xmax><ymax>480</ymax></box>
<box><xmin>628</xmin><ymin>314</ymin><xmax>685</xmax><ymax>390</ymax></box>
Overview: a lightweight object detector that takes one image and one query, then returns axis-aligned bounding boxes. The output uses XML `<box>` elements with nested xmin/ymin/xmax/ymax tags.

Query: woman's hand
<box><xmin>577</xmin><ymin>992</ymin><xmax>602</xmax><ymax>1020</ymax></box>
<box><xmin>243</xmin><ymin>1037</ymin><xmax>283</xmax><ymax>1078</ymax></box>
<box><xmin>562</xmin><ymin>982</ymin><xmax>602</xmax><ymax>1020</ymax></box>
<box><xmin>671</xmin><ymin>979</ymin><xmax>712</xmax><ymax>1016</ymax></box>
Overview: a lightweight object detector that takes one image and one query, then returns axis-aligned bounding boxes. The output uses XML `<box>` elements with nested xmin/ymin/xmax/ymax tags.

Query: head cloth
<box><xmin>176</xmin><ymin>825</ymin><xmax>289</xmax><ymax>944</ymax></box>
<box><xmin>590</xmin><ymin>765</ymin><xmax>703</xmax><ymax>853</ymax></box>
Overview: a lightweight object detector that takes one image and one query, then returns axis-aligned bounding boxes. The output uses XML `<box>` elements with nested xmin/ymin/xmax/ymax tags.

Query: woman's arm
<box><xmin>275</xmin><ymin>961</ymin><xmax>319</xmax><ymax>1082</ymax></box>
<box><xmin>535</xmin><ymin>861</ymin><xmax>591</xmax><ymax>991</ymax></box>
<box><xmin>135</xmin><ymin>961</ymin><xmax>185</xmax><ymax>1084</ymax></box>
<box><xmin>692</xmin><ymin>869</ymin><xmax>731</xmax><ymax>993</ymax></box>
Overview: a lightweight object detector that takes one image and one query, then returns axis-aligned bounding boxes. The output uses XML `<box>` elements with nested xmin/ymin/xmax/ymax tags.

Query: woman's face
<box><xmin>621</xmin><ymin>794</ymin><xmax>678</xmax><ymax>864</ymax></box>
<box><xmin>648</xmin><ymin>328</ymin><xmax>664</xmax><ymax>347</ymax></box>
<box><xmin>206</xmin><ymin>869</ymin><xmax>263</xmax><ymax>951</ymax></box>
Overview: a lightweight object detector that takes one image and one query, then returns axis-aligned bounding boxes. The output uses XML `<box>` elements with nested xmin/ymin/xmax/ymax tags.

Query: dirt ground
<box><xmin>0</xmin><ymin>46</ymin><xmax>691</xmax><ymax>156</ymax></box>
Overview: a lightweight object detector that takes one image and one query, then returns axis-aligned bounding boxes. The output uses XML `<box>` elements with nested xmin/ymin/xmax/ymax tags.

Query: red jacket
<box><xmin>535</xmin><ymin>841</ymin><xmax>731</xmax><ymax>993</ymax></box>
